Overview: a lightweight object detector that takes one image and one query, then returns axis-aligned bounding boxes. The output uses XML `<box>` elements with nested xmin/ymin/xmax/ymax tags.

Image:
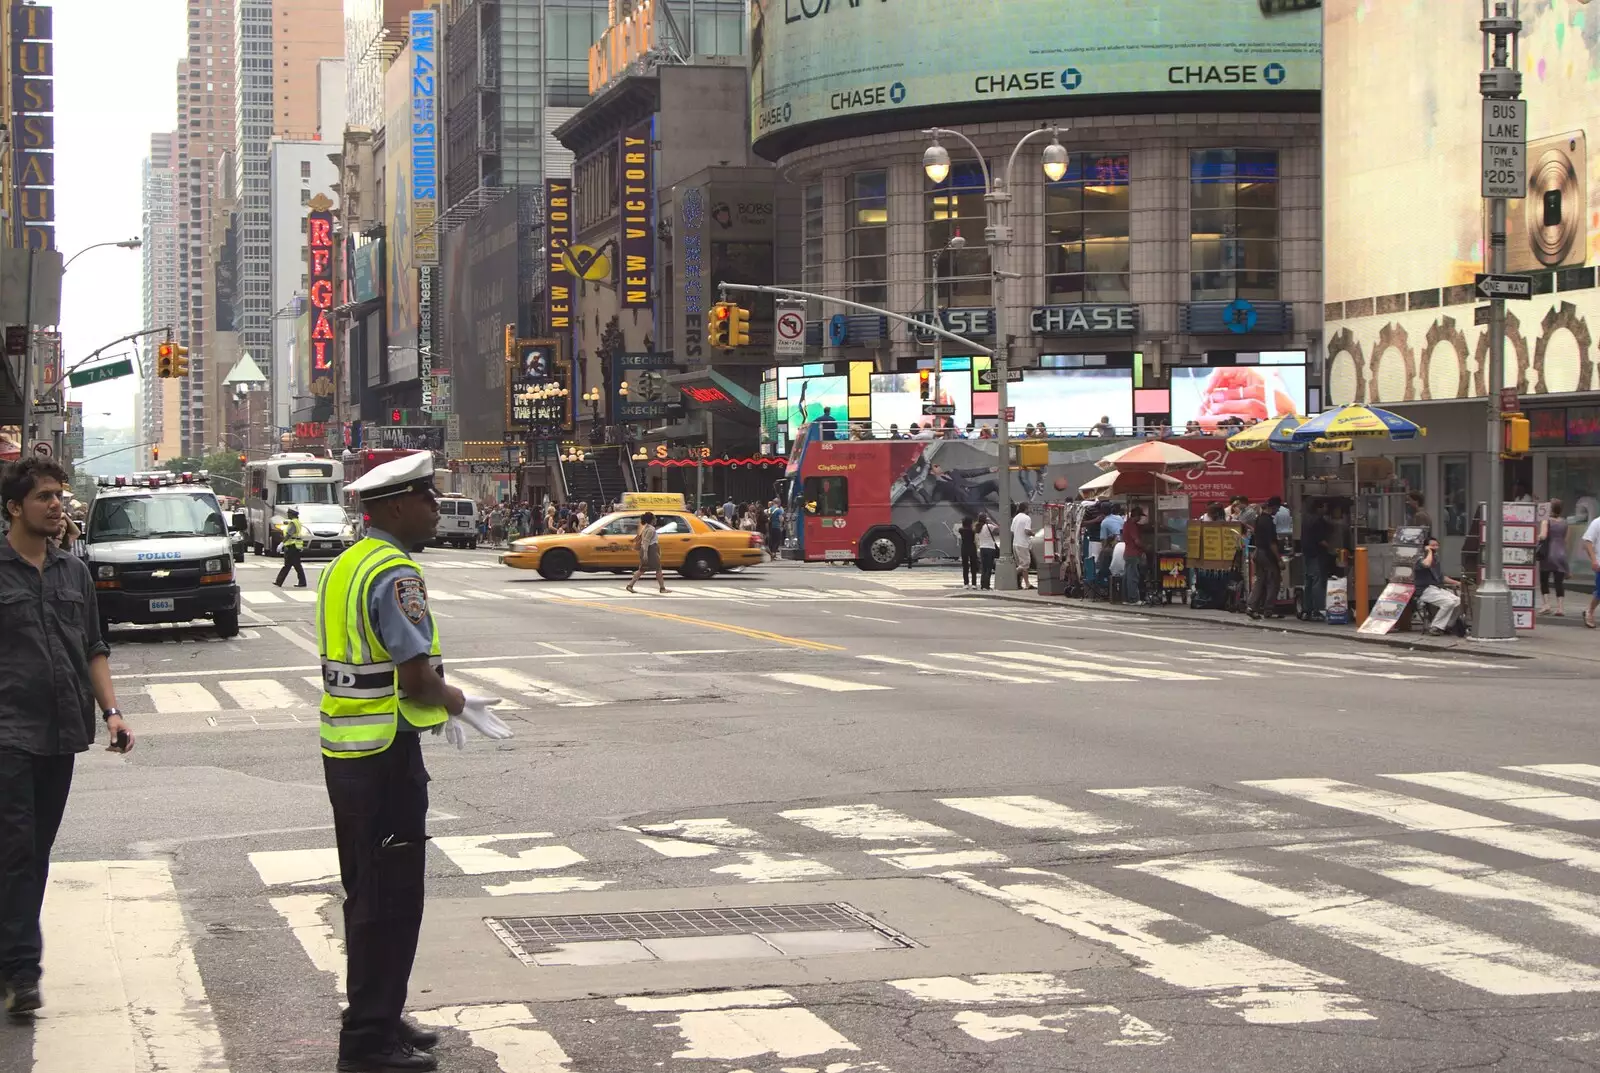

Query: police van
<box><xmin>85</xmin><ymin>471</ymin><xmax>243</xmax><ymax>639</ymax></box>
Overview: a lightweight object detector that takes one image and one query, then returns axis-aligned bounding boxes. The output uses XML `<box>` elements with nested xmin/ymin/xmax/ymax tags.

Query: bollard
<box><xmin>1353</xmin><ymin>546</ymin><xmax>1369</xmax><ymax>625</ymax></box>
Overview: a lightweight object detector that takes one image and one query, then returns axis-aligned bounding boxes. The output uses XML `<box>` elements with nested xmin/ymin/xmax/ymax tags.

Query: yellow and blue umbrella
<box><xmin>1225</xmin><ymin>414</ymin><xmax>1304</xmax><ymax>451</ymax></box>
<box><xmin>1290</xmin><ymin>404</ymin><xmax>1424</xmax><ymax>443</ymax></box>
<box><xmin>1266</xmin><ymin>418</ymin><xmax>1353</xmax><ymax>454</ymax></box>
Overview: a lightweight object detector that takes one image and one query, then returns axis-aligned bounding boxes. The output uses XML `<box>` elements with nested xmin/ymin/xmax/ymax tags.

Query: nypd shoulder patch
<box><xmin>394</xmin><ymin>576</ymin><xmax>428</xmax><ymax>625</ymax></box>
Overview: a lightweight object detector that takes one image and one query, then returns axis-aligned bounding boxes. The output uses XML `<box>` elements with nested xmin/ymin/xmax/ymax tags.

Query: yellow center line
<box><xmin>556</xmin><ymin>599</ymin><xmax>845</xmax><ymax>652</ymax></box>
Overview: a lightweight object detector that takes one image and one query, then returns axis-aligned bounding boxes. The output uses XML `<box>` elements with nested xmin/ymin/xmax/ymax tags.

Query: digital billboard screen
<box><xmin>1324</xmin><ymin>0</ymin><xmax>1599</xmax><ymax>407</ymax></box>
<box><xmin>1008</xmin><ymin>369</ymin><xmax>1133</xmax><ymax>434</ymax></box>
<box><xmin>751</xmin><ymin>0</ymin><xmax>1320</xmax><ymax>153</ymax></box>
<box><xmin>1170</xmin><ymin>366</ymin><xmax>1305</xmax><ymax>432</ymax></box>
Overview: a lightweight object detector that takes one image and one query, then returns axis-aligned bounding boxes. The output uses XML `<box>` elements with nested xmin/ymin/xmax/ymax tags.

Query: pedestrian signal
<box><xmin>728</xmin><ymin>305</ymin><xmax>750</xmax><ymax>347</ymax></box>
<box><xmin>1502</xmin><ymin>414</ymin><xmax>1530</xmax><ymax>458</ymax></box>
<box><xmin>708</xmin><ymin>303</ymin><xmax>731</xmax><ymax>349</ymax></box>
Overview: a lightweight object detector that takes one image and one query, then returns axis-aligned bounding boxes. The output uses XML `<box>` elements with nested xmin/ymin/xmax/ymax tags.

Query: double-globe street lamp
<box><xmin>921</xmin><ymin>126</ymin><xmax>1068</xmax><ymax>590</ymax></box>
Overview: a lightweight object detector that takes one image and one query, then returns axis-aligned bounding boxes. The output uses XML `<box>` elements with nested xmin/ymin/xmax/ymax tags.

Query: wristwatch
<box><xmin>101</xmin><ymin>707</ymin><xmax>122</xmax><ymax>722</ymax></box>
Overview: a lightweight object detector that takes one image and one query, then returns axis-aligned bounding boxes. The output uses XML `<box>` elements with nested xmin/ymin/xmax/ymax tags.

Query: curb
<box><xmin>953</xmin><ymin>591</ymin><xmax>1537</xmax><ymax>661</ymax></box>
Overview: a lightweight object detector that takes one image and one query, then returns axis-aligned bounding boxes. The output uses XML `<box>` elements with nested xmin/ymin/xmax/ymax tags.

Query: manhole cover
<box><xmin>486</xmin><ymin>902</ymin><xmax>914</xmax><ymax>963</ymax></box>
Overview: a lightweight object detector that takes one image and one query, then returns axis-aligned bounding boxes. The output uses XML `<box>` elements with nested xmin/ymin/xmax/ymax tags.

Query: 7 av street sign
<box><xmin>1475</xmin><ymin>273</ymin><xmax>1533</xmax><ymax>300</ymax></box>
<box><xmin>68</xmin><ymin>358</ymin><xmax>134</xmax><ymax>388</ymax></box>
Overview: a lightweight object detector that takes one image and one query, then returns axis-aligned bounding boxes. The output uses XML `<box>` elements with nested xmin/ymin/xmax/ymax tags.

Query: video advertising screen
<box><xmin>1170</xmin><ymin>365</ymin><xmax>1306</xmax><ymax>432</ymax></box>
<box><xmin>1007</xmin><ymin>368</ymin><xmax>1133</xmax><ymax>434</ymax></box>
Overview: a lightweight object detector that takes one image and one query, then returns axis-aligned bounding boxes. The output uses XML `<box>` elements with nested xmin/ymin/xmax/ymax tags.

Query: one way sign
<box><xmin>978</xmin><ymin>367</ymin><xmax>1024</xmax><ymax>385</ymax></box>
<box><xmin>1476</xmin><ymin>273</ymin><xmax>1533</xmax><ymax>300</ymax></box>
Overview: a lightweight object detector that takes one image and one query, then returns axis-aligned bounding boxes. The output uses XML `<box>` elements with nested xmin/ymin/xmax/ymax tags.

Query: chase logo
<box><xmin>1061</xmin><ymin>67</ymin><xmax>1082</xmax><ymax>91</ymax></box>
<box><xmin>1263</xmin><ymin>62</ymin><xmax>1287</xmax><ymax>85</ymax></box>
<box><xmin>889</xmin><ymin>82</ymin><xmax>906</xmax><ymax>104</ymax></box>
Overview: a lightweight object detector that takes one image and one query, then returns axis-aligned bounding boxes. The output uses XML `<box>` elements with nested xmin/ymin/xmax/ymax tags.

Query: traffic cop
<box><xmin>315</xmin><ymin>450</ymin><xmax>507</xmax><ymax>1073</ymax></box>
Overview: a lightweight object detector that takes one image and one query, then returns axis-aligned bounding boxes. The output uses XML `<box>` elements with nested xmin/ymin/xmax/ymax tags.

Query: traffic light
<box><xmin>237</xmin><ymin>454</ymin><xmax>247</xmax><ymax>466</ymax></box>
<box><xmin>172</xmin><ymin>344</ymin><xmax>190</xmax><ymax>378</ymax></box>
<box><xmin>391</xmin><ymin>408</ymin><xmax>404</xmax><ymax>424</ymax></box>
<box><xmin>151</xmin><ymin>446</ymin><xmax>159</xmax><ymax>461</ymax></box>
<box><xmin>728</xmin><ymin>304</ymin><xmax>751</xmax><ymax>347</ymax></box>
<box><xmin>708</xmin><ymin>303</ymin><xmax>731</xmax><ymax>349</ymax></box>
<box><xmin>156</xmin><ymin>342</ymin><xmax>174</xmax><ymax>378</ymax></box>
<box><xmin>918</xmin><ymin>369</ymin><xmax>931</xmax><ymax>400</ymax></box>
<box><xmin>1502</xmin><ymin>413</ymin><xmax>1530</xmax><ymax>457</ymax></box>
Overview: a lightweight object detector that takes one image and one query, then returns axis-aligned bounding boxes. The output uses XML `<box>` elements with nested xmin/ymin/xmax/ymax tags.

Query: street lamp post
<box><xmin>922</xmin><ymin>125</ymin><xmax>1068</xmax><ymax>590</ymax></box>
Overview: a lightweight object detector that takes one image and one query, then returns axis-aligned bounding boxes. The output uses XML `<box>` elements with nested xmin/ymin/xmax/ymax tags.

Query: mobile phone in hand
<box><xmin>109</xmin><ymin>729</ymin><xmax>130</xmax><ymax>753</ymax></box>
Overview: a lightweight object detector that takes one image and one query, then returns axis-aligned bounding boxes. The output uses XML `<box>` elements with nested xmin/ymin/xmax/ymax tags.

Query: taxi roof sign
<box><xmin>621</xmin><ymin>492</ymin><xmax>687</xmax><ymax>511</ymax></box>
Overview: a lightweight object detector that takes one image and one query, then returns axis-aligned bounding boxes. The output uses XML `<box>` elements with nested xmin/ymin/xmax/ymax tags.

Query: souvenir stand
<box><xmin>1187</xmin><ymin>519</ymin><xmax>1247</xmax><ymax>610</ymax></box>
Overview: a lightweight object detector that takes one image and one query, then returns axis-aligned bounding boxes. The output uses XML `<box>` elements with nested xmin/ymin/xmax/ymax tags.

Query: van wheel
<box><xmin>682</xmin><ymin>549</ymin><xmax>721</xmax><ymax>580</ymax></box>
<box><xmin>469</xmin><ymin>538</ymin><xmax>478</xmax><ymax>549</ymax></box>
<box><xmin>538</xmin><ymin>549</ymin><xmax>576</xmax><ymax>581</ymax></box>
<box><xmin>858</xmin><ymin>532</ymin><xmax>905</xmax><ymax>571</ymax></box>
<box><xmin>215</xmin><ymin>610</ymin><xmax>241</xmax><ymax>639</ymax></box>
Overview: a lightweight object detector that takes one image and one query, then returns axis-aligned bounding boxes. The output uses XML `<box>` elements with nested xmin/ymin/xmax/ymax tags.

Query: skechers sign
<box><xmin>750</xmin><ymin>0</ymin><xmax>1318</xmax><ymax>150</ymax></box>
<box><xmin>1031</xmin><ymin>305</ymin><xmax>1138</xmax><ymax>336</ymax></box>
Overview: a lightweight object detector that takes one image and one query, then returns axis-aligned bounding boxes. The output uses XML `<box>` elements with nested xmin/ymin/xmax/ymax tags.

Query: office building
<box><xmin>140</xmin><ymin>132</ymin><xmax>183</xmax><ymax>466</ymax></box>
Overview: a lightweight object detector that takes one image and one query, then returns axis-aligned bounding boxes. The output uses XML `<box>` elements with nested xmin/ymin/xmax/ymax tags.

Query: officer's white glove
<box><xmin>445</xmin><ymin>717</ymin><xmax>468</xmax><ymax>750</ymax></box>
<box><xmin>459</xmin><ymin>695</ymin><xmax>514</xmax><ymax>740</ymax></box>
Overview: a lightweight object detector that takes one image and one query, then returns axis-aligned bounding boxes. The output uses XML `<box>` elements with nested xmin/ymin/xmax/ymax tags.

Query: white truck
<box><xmin>84</xmin><ymin>470</ymin><xmax>243</xmax><ymax>639</ymax></box>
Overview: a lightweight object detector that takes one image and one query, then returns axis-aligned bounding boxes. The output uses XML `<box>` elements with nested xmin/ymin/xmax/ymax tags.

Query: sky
<box><xmin>54</xmin><ymin>0</ymin><xmax>187</xmax><ymax>432</ymax></box>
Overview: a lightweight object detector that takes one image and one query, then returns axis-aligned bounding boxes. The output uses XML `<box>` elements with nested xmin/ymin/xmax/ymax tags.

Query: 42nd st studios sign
<box><xmin>750</xmin><ymin>0</ymin><xmax>1319</xmax><ymax>147</ymax></box>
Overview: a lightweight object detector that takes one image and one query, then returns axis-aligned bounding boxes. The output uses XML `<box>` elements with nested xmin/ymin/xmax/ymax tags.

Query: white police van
<box><xmin>85</xmin><ymin>471</ymin><xmax>242</xmax><ymax>639</ymax></box>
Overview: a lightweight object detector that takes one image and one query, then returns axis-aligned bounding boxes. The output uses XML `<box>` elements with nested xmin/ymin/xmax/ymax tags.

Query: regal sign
<box><xmin>1030</xmin><ymin>304</ymin><xmax>1139</xmax><ymax>336</ymax></box>
<box><xmin>307</xmin><ymin>205</ymin><xmax>338</xmax><ymax>405</ymax></box>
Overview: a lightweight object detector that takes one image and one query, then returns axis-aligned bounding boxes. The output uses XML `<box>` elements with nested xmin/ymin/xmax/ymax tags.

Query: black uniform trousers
<box><xmin>323</xmin><ymin>731</ymin><xmax>429</xmax><ymax>1059</ymax></box>
<box><xmin>0</xmin><ymin>750</ymin><xmax>75</xmax><ymax>987</ymax></box>
<box><xmin>275</xmin><ymin>545</ymin><xmax>307</xmax><ymax>587</ymax></box>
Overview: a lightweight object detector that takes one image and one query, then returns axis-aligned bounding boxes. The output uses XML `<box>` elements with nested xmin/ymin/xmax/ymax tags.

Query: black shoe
<box><xmin>399</xmin><ymin>1019</ymin><xmax>439</xmax><ymax>1052</ymax></box>
<box><xmin>337</xmin><ymin>1043</ymin><xmax>438</xmax><ymax>1072</ymax></box>
<box><xmin>5</xmin><ymin>981</ymin><xmax>41</xmax><ymax>1016</ymax></box>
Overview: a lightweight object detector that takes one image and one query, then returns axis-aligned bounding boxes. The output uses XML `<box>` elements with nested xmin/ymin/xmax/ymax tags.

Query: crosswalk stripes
<box><xmin>34</xmin><ymin>763</ymin><xmax>1600</xmax><ymax>1071</ymax></box>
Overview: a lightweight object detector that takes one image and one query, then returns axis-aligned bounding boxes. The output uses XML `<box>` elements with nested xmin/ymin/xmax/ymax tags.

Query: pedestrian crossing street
<box><xmin>118</xmin><ymin>639</ymin><xmax>1499</xmax><ymax>726</ymax></box>
<box><xmin>31</xmin><ymin>762</ymin><xmax>1600</xmax><ymax>1071</ymax></box>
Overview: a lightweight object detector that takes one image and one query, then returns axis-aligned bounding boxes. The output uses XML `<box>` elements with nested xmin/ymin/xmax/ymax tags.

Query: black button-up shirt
<box><xmin>0</xmin><ymin>542</ymin><xmax>108</xmax><ymax>755</ymax></box>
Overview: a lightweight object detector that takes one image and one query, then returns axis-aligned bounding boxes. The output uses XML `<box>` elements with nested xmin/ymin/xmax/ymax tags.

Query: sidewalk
<box><xmin>954</xmin><ymin>584</ymin><xmax>1600</xmax><ymax>663</ymax></box>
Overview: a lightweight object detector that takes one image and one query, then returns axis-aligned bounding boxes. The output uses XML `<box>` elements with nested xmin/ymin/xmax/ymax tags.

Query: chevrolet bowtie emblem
<box><xmin>151</xmin><ymin>570</ymin><xmax>170</xmax><ymax>578</ymax></box>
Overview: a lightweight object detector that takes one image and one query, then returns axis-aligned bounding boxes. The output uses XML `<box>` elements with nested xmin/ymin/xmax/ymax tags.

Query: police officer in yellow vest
<box><xmin>273</xmin><ymin>506</ymin><xmax>308</xmax><ymax>588</ymax></box>
<box><xmin>318</xmin><ymin>452</ymin><xmax>461</xmax><ymax>1072</ymax></box>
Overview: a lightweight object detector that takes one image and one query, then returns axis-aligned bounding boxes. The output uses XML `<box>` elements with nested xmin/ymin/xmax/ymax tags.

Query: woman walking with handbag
<box><xmin>626</xmin><ymin>512</ymin><xmax>670</xmax><ymax>594</ymax></box>
<box><xmin>1539</xmin><ymin>499</ymin><xmax>1569</xmax><ymax>616</ymax></box>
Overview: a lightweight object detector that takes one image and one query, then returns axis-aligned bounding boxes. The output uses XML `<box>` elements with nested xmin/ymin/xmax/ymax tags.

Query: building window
<box><xmin>1044</xmin><ymin>152</ymin><xmax>1130</xmax><ymax>304</ymax></box>
<box><xmin>926</xmin><ymin>160</ymin><xmax>991</xmax><ymax>305</ymax></box>
<box><xmin>300</xmin><ymin>160</ymin><xmax>311</xmax><ymax>179</ymax></box>
<box><xmin>300</xmin><ymin>188</ymin><xmax>310</xmax><ymax>204</ymax></box>
<box><xmin>1190</xmin><ymin>149</ymin><xmax>1279</xmax><ymax>302</ymax></box>
<box><xmin>1441</xmin><ymin>454</ymin><xmax>1470</xmax><ymax>537</ymax></box>
<box><xmin>801</xmin><ymin>183</ymin><xmax>823</xmax><ymax>318</ymax></box>
<box><xmin>846</xmin><ymin>171</ymin><xmax>887</xmax><ymax>307</ymax></box>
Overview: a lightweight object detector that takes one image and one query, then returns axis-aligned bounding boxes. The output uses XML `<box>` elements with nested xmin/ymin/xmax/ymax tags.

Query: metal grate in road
<box><xmin>486</xmin><ymin>902</ymin><xmax>911</xmax><ymax>960</ymax></box>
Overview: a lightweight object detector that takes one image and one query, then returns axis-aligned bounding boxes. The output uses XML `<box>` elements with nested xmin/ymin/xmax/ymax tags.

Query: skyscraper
<box><xmin>140</xmin><ymin>132</ymin><xmax>182</xmax><ymax>467</ymax></box>
<box><xmin>175</xmin><ymin>2</ymin><xmax>238</xmax><ymax>457</ymax></box>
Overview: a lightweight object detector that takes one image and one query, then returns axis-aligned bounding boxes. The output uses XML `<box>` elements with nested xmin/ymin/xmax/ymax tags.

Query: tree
<box><xmin>162</xmin><ymin>450</ymin><xmax>244</xmax><ymax>493</ymax></box>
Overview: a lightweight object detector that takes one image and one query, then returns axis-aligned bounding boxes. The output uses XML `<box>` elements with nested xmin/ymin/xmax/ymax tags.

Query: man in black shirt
<box><xmin>0</xmin><ymin>459</ymin><xmax>132</xmax><ymax>1017</ymax></box>
<box><xmin>1414</xmin><ymin>537</ymin><xmax>1463</xmax><ymax>635</ymax></box>
<box><xmin>1247</xmin><ymin>496</ymin><xmax>1285</xmax><ymax>619</ymax></box>
<box><xmin>1301</xmin><ymin>499</ymin><xmax>1333</xmax><ymax>619</ymax></box>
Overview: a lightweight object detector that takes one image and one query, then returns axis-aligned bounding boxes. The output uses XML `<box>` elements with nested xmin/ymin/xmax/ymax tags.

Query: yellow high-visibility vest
<box><xmin>281</xmin><ymin>518</ymin><xmax>306</xmax><ymax>550</ymax></box>
<box><xmin>316</xmin><ymin>537</ymin><xmax>447</xmax><ymax>758</ymax></box>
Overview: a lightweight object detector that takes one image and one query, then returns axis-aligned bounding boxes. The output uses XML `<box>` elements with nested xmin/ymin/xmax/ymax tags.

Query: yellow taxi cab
<box><xmin>500</xmin><ymin>492</ymin><xmax>766</xmax><ymax>581</ymax></box>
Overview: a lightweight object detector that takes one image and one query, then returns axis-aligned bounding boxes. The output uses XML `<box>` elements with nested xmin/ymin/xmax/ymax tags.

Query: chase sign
<box><xmin>1030</xmin><ymin>304</ymin><xmax>1138</xmax><ymax>336</ymax></box>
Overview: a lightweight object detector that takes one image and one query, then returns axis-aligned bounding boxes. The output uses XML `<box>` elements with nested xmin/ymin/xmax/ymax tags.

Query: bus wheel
<box><xmin>858</xmin><ymin>531</ymin><xmax>904</xmax><ymax>571</ymax></box>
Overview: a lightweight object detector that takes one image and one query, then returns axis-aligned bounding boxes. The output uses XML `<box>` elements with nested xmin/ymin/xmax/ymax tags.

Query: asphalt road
<box><xmin>7</xmin><ymin>547</ymin><xmax>1600</xmax><ymax>1073</ymax></box>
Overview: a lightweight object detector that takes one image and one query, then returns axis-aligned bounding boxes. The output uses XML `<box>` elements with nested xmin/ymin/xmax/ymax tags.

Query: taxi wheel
<box><xmin>538</xmin><ymin>549</ymin><xmax>577</xmax><ymax>581</ymax></box>
<box><xmin>682</xmin><ymin>549</ymin><xmax>721</xmax><ymax>581</ymax></box>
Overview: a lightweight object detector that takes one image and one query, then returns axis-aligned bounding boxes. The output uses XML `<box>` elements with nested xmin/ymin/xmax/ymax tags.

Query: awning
<box><xmin>664</xmin><ymin>368</ymin><xmax>759</xmax><ymax>414</ymax></box>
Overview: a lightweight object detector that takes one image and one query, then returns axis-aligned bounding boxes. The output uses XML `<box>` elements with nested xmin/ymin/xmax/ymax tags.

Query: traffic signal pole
<box><xmin>714</xmin><ymin>283</ymin><xmax>994</xmax><ymax>360</ymax></box>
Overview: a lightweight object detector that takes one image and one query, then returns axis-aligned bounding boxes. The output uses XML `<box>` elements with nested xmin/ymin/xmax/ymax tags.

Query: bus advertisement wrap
<box><xmin>751</xmin><ymin>0</ymin><xmax>1320</xmax><ymax>151</ymax></box>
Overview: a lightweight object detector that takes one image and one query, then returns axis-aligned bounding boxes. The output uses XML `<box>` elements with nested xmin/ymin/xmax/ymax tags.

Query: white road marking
<box><xmin>1247</xmin><ymin>778</ymin><xmax>1600</xmax><ymax>875</ymax></box>
<box><xmin>1506</xmin><ymin>763</ymin><xmax>1600</xmax><ymax>790</ymax></box>
<box><xmin>218</xmin><ymin>678</ymin><xmax>301</xmax><ymax>710</ymax></box>
<box><xmin>303</xmin><ymin>675</ymin><xmax>324</xmax><ymax>691</ymax></box>
<box><xmin>269</xmin><ymin>624</ymin><xmax>322</xmax><ymax>656</ymax></box>
<box><xmin>857</xmin><ymin>653</ymin><xmax>1046</xmax><ymax>683</ymax></box>
<box><xmin>888</xmin><ymin>972</ymin><xmax>1083</xmax><ymax>1004</ymax></box>
<box><xmin>636</xmin><ymin>818</ymin><xmax>771</xmax><ymax>847</ymax></box>
<box><xmin>766</xmin><ymin>672</ymin><xmax>889</xmax><ymax>692</ymax></box>
<box><xmin>240</xmin><ymin>589</ymin><xmax>281</xmax><ymax>604</ymax></box>
<box><xmin>460</xmin><ymin>588</ymin><xmax>509</xmax><ymax>600</ymax></box>
<box><xmin>624</xmin><ymin>989</ymin><xmax>861</xmax><ymax>1062</ymax></box>
<box><xmin>1283</xmin><ymin>839</ymin><xmax>1600</xmax><ymax>941</ymax></box>
<box><xmin>939</xmin><ymin>795</ymin><xmax>1122</xmax><ymax>835</ymax></box>
<box><xmin>412</xmin><ymin>1004</ymin><xmax>576</xmax><ymax>1073</ymax></box>
<box><xmin>1381</xmin><ymin>770</ymin><xmax>1600</xmax><ymax>822</ymax></box>
<box><xmin>711</xmin><ymin>852</ymin><xmax>841</xmax><ymax>882</ymax></box>
<box><xmin>432</xmin><ymin>833</ymin><xmax>585</xmax><ymax>875</ymax></box>
<box><xmin>453</xmin><ymin>665</ymin><xmax>600</xmax><ymax>707</ymax></box>
<box><xmin>1127</xmin><ymin>854</ymin><xmax>1600</xmax><ymax>995</ymax></box>
<box><xmin>1089</xmin><ymin>785</ymin><xmax>1311</xmax><ymax>830</ymax></box>
<box><xmin>248</xmin><ymin>847</ymin><xmax>341</xmax><ymax>887</ymax></box>
<box><xmin>989</xmin><ymin>650</ymin><xmax>1214</xmax><ymax>682</ymax></box>
<box><xmin>946</xmin><ymin>651</ymin><xmax>1123</xmax><ymax>682</ymax></box>
<box><xmin>944</xmin><ymin>868</ymin><xmax>1373</xmax><ymax>1025</ymax></box>
<box><xmin>617</xmin><ymin>989</ymin><xmax>797</xmax><ymax>1012</ymax></box>
<box><xmin>34</xmin><ymin>861</ymin><xmax>230</xmax><ymax>1073</ymax></box>
<box><xmin>483</xmin><ymin>877</ymin><xmax>614</xmax><ymax>896</ymax></box>
<box><xmin>282</xmin><ymin>589</ymin><xmax>319</xmax><ymax>603</ymax></box>
<box><xmin>269</xmin><ymin>892</ymin><xmax>346</xmax><ymax>994</ymax></box>
<box><xmin>636</xmin><ymin>836</ymin><xmax>722</xmax><ymax>858</ymax></box>
<box><xmin>146</xmin><ymin>681</ymin><xmax>220</xmax><ymax>714</ymax></box>
<box><xmin>844</xmin><ymin>613</ymin><xmax>902</xmax><ymax>624</ymax></box>
<box><xmin>781</xmin><ymin>803</ymin><xmax>962</xmax><ymax>842</ymax></box>
<box><xmin>952</xmin><ymin>1007</ymin><xmax>1171</xmax><ymax>1047</ymax></box>
<box><xmin>1298</xmin><ymin>649</ymin><xmax>1504</xmax><ymax>669</ymax></box>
